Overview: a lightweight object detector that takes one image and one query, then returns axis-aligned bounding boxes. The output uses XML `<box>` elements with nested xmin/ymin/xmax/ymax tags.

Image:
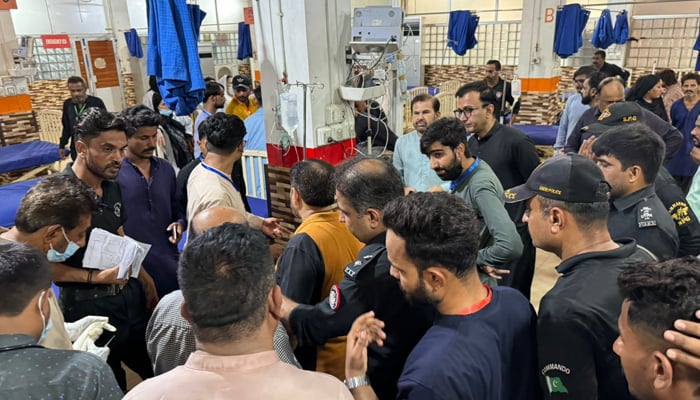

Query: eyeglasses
<box><xmin>454</xmin><ymin>104</ymin><xmax>489</xmax><ymax>118</ymax></box>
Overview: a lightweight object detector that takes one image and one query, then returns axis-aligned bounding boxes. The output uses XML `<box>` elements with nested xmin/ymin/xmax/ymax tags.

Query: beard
<box><xmin>581</xmin><ymin>93</ymin><xmax>593</xmax><ymax>105</ymax></box>
<box><xmin>71</xmin><ymin>95</ymin><xmax>88</xmax><ymax>105</ymax></box>
<box><xmin>400</xmin><ymin>278</ymin><xmax>437</xmax><ymax>306</ymax></box>
<box><xmin>435</xmin><ymin>155</ymin><xmax>464</xmax><ymax>182</ymax></box>
<box><xmin>86</xmin><ymin>157</ymin><xmax>121</xmax><ymax>180</ymax></box>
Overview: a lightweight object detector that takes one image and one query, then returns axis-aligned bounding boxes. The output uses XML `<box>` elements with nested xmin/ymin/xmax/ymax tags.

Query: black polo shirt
<box><xmin>538</xmin><ymin>239</ymin><xmax>653</xmax><ymax>399</ymax></box>
<box><xmin>608</xmin><ymin>185</ymin><xmax>679</xmax><ymax>260</ymax></box>
<box><xmin>62</xmin><ymin>165</ymin><xmax>127</xmax><ymax>269</ymax></box>
<box><xmin>467</xmin><ymin>122</ymin><xmax>540</xmax><ymax>223</ymax></box>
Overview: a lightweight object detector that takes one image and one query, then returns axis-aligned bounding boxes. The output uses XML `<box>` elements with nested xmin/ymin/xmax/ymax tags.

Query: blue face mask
<box><xmin>159</xmin><ymin>109</ymin><xmax>173</xmax><ymax>117</ymax></box>
<box><xmin>37</xmin><ymin>290</ymin><xmax>52</xmax><ymax>344</ymax></box>
<box><xmin>46</xmin><ymin>227</ymin><xmax>80</xmax><ymax>263</ymax></box>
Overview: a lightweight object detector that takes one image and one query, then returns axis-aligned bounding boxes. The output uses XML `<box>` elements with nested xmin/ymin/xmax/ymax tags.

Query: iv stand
<box><xmin>285</xmin><ymin>81</ymin><xmax>325</xmax><ymax>160</ymax></box>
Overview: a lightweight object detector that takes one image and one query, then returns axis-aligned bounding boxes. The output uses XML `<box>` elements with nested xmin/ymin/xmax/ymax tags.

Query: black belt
<box><xmin>59</xmin><ymin>283</ymin><xmax>124</xmax><ymax>303</ymax></box>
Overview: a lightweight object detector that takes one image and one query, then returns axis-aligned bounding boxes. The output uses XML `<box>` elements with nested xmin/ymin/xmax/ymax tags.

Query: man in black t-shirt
<box><xmin>57</xmin><ymin>108</ymin><xmax>157</xmax><ymax>390</ymax></box>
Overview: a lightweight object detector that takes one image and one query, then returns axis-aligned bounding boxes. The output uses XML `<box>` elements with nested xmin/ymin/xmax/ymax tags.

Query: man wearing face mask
<box><xmin>0</xmin><ymin>174</ymin><xmax>114</xmax><ymax>351</ymax></box>
<box><xmin>59</xmin><ymin>76</ymin><xmax>106</xmax><ymax>161</ymax></box>
<box><xmin>0</xmin><ymin>242</ymin><xmax>123</xmax><ymax>399</ymax></box>
<box><xmin>225</xmin><ymin>74</ymin><xmax>258</xmax><ymax>121</ymax></box>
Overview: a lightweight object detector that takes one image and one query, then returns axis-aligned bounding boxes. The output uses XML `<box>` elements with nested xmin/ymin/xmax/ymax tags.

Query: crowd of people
<box><xmin>3</xmin><ymin>52</ymin><xmax>700</xmax><ymax>400</ymax></box>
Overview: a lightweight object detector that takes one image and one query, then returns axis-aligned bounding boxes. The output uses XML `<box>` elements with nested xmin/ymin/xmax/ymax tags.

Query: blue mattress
<box><xmin>514</xmin><ymin>124</ymin><xmax>558</xmax><ymax>146</ymax></box>
<box><xmin>0</xmin><ymin>141</ymin><xmax>60</xmax><ymax>174</ymax></box>
<box><xmin>0</xmin><ymin>178</ymin><xmax>42</xmax><ymax>228</ymax></box>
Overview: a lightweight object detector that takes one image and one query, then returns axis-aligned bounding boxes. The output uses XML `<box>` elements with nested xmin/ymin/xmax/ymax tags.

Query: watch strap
<box><xmin>344</xmin><ymin>375</ymin><xmax>370</xmax><ymax>390</ymax></box>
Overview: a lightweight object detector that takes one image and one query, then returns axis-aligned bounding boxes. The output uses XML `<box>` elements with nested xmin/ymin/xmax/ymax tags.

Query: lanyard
<box><xmin>457</xmin><ymin>285</ymin><xmax>493</xmax><ymax>315</ymax></box>
<box><xmin>200</xmin><ymin>161</ymin><xmax>239</xmax><ymax>192</ymax></box>
<box><xmin>450</xmin><ymin>158</ymin><xmax>480</xmax><ymax>192</ymax></box>
<box><xmin>74</xmin><ymin>103</ymin><xmax>88</xmax><ymax>116</ymax></box>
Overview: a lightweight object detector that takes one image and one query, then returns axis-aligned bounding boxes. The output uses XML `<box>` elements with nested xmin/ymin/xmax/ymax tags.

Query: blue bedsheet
<box><xmin>0</xmin><ymin>141</ymin><xmax>59</xmax><ymax>174</ymax></box>
<box><xmin>0</xmin><ymin>178</ymin><xmax>42</xmax><ymax>228</ymax></box>
<box><xmin>514</xmin><ymin>124</ymin><xmax>558</xmax><ymax>146</ymax></box>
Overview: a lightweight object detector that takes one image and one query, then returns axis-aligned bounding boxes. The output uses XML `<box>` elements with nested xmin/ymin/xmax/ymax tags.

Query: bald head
<box><xmin>190</xmin><ymin>206</ymin><xmax>247</xmax><ymax>241</ymax></box>
<box><xmin>598</xmin><ymin>79</ymin><xmax>625</xmax><ymax>112</ymax></box>
<box><xmin>334</xmin><ymin>156</ymin><xmax>404</xmax><ymax>215</ymax></box>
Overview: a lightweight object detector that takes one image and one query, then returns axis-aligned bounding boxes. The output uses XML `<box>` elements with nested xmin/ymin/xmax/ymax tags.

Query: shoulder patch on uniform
<box><xmin>344</xmin><ymin>244</ymin><xmax>386</xmax><ymax>280</ymax></box>
<box><xmin>638</xmin><ymin>206</ymin><xmax>657</xmax><ymax>228</ymax></box>
<box><xmin>328</xmin><ymin>284</ymin><xmax>341</xmax><ymax>311</ymax></box>
<box><xmin>669</xmin><ymin>201</ymin><xmax>692</xmax><ymax>227</ymax></box>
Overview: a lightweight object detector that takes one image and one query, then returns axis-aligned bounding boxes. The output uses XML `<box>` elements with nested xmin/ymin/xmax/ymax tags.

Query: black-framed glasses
<box><xmin>454</xmin><ymin>104</ymin><xmax>489</xmax><ymax>118</ymax></box>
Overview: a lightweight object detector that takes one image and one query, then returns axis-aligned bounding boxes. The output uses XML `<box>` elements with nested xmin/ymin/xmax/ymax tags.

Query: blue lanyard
<box><xmin>200</xmin><ymin>161</ymin><xmax>240</xmax><ymax>192</ymax></box>
<box><xmin>450</xmin><ymin>158</ymin><xmax>481</xmax><ymax>192</ymax></box>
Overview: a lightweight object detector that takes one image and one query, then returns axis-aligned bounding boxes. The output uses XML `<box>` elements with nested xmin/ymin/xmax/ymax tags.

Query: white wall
<box><xmin>11</xmin><ymin>0</ymin><xmax>107</xmax><ymax>35</ymax></box>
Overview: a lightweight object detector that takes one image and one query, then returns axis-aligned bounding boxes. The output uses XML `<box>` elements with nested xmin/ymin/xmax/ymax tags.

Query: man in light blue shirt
<box><xmin>193</xmin><ymin>82</ymin><xmax>225</xmax><ymax>159</ymax></box>
<box><xmin>243</xmin><ymin>87</ymin><xmax>267</xmax><ymax>198</ymax></box>
<box><xmin>393</xmin><ymin>94</ymin><xmax>444</xmax><ymax>192</ymax></box>
<box><xmin>554</xmin><ymin>66</ymin><xmax>593</xmax><ymax>153</ymax></box>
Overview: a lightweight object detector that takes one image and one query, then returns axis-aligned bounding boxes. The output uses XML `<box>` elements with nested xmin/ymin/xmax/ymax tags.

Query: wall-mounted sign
<box><xmin>41</xmin><ymin>34</ymin><xmax>71</xmax><ymax>49</ymax></box>
<box><xmin>244</xmin><ymin>7</ymin><xmax>254</xmax><ymax>24</ymax></box>
<box><xmin>0</xmin><ymin>0</ymin><xmax>18</xmax><ymax>10</ymax></box>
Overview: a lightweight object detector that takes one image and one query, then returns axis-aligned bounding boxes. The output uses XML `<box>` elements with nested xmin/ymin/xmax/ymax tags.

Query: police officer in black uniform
<box><xmin>281</xmin><ymin>157</ymin><xmax>433</xmax><ymax>400</ymax></box>
<box><xmin>591</xmin><ymin>123</ymin><xmax>679</xmax><ymax>259</ymax></box>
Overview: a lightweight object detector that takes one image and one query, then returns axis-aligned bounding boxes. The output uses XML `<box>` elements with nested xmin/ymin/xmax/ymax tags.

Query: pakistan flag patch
<box><xmin>545</xmin><ymin>376</ymin><xmax>569</xmax><ymax>394</ymax></box>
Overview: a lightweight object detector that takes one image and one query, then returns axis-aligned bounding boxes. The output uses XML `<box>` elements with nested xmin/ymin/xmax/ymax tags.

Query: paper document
<box><xmin>82</xmin><ymin>228</ymin><xmax>151</xmax><ymax>279</ymax></box>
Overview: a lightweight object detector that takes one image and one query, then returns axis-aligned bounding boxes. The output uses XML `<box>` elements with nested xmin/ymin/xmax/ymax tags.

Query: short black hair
<box><xmin>199</xmin><ymin>113</ymin><xmax>246</xmax><ymax>154</ymax></box>
<box><xmin>335</xmin><ymin>156</ymin><xmax>403</xmax><ymax>215</ymax></box>
<box><xmin>574</xmin><ymin>66</ymin><xmax>594</xmax><ymax>79</ymax></box>
<box><xmin>178</xmin><ymin>223</ymin><xmax>274</xmax><ymax>343</ymax></box>
<box><xmin>0</xmin><ymin>242</ymin><xmax>52</xmax><ymax>316</ymax></box>
<box><xmin>151</xmin><ymin>91</ymin><xmax>163</xmax><ymax>111</ymax></box>
<box><xmin>383</xmin><ymin>192</ymin><xmax>480</xmax><ymax>278</ymax></box>
<box><xmin>290</xmin><ymin>159</ymin><xmax>336</xmax><ymax>207</ymax></box>
<box><xmin>253</xmin><ymin>86</ymin><xmax>262</xmax><ymax>107</ymax></box>
<box><xmin>537</xmin><ymin>195</ymin><xmax>610</xmax><ymax>229</ymax></box>
<box><xmin>618</xmin><ymin>256</ymin><xmax>700</xmax><ymax>340</ymax></box>
<box><xmin>420</xmin><ymin>117</ymin><xmax>471</xmax><ymax>157</ymax></box>
<box><xmin>592</xmin><ymin>123</ymin><xmax>665</xmax><ymax>184</ymax></box>
<box><xmin>659</xmin><ymin>69</ymin><xmax>678</xmax><ymax>86</ymax></box>
<box><xmin>486</xmin><ymin>60</ymin><xmax>502</xmax><ymax>71</ymax></box>
<box><xmin>681</xmin><ymin>72</ymin><xmax>700</xmax><ymax>86</ymax></box>
<box><xmin>204</xmin><ymin>81</ymin><xmax>224</xmax><ymax>103</ymax></box>
<box><xmin>148</xmin><ymin>75</ymin><xmax>159</xmax><ymax>92</ymax></box>
<box><xmin>67</xmin><ymin>76</ymin><xmax>85</xmax><ymax>86</ymax></box>
<box><xmin>74</xmin><ymin>107</ymin><xmax>127</xmax><ymax>143</ymax></box>
<box><xmin>594</xmin><ymin>50</ymin><xmax>607</xmax><ymax>59</ymax></box>
<box><xmin>411</xmin><ymin>94</ymin><xmax>439</xmax><ymax>113</ymax></box>
<box><xmin>15</xmin><ymin>175</ymin><xmax>98</xmax><ymax>233</ymax></box>
<box><xmin>120</xmin><ymin>105</ymin><xmax>161</xmax><ymax>138</ymax></box>
<box><xmin>455</xmin><ymin>81</ymin><xmax>498</xmax><ymax>116</ymax></box>
<box><xmin>587</xmin><ymin>71</ymin><xmax>609</xmax><ymax>95</ymax></box>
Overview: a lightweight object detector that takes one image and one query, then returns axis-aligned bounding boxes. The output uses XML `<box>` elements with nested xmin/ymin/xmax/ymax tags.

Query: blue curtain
<box><xmin>554</xmin><ymin>4</ymin><xmax>590</xmax><ymax>58</ymax></box>
<box><xmin>188</xmin><ymin>4</ymin><xmax>206</xmax><ymax>38</ymax></box>
<box><xmin>238</xmin><ymin>22</ymin><xmax>253</xmax><ymax>60</ymax></box>
<box><xmin>447</xmin><ymin>11</ymin><xmax>479</xmax><ymax>56</ymax></box>
<box><xmin>591</xmin><ymin>9</ymin><xmax>615</xmax><ymax>49</ymax></box>
<box><xmin>147</xmin><ymin>0</ymin><xmax>206</xmax><ymax>116</ymax></box>
<box><xmin>694</xmin><ymin>29</ymin><xmax>700</xmax><ymax>71</ymax></box>
<box><xmin>124</xmin><ymin>28</ymin><xmax>143</xmax><ymax>58</ymax></box>
<box><xmin>613</xmin><ymin>10</ymin><xmax>629</xmax><ymax>45</ymax></box>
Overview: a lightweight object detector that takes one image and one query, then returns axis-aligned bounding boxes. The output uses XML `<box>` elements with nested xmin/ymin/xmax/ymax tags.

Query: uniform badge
<box><xmin>669</xmin><ymin>201</ymin><xmax>691</xmax><ymax>227</ymax></box>
<box><xmin>638</xmin><ymin>206</ymin><xmax>657</xmax><ymax>228</ymax></box>
<box><xmin>113</xmin><ymin>202</ymin><xmax>122</xmax><ymax>218</ymax></box>
<box><xmin>328</xmin><ymin>284</ymin><xmax>341</xmax><ymax>311</ymax></box>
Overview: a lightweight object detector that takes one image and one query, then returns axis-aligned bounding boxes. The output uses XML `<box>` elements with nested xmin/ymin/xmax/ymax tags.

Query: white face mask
<box><xmin>227</xmin><ymin>85</ymin><xmax>234</xmax><ymax>96</ymax></box>
<box><xmin>37</xmin><ymin>290</ymin><xmax>52</xmax><ymax>344</ymax></box>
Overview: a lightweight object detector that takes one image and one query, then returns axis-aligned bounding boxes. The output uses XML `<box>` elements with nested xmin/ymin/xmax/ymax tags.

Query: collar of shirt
<box><xmin>124</xmin><ymin>157</ymin><xmax>159</xmax><ymax>178</ymax></box>
<box><xmin>556</xmin><ymin>238</ymin><xmax>637</xmax><ymax>274</ymax></box>
<box><xmin>366</xmin><ymin>231</ymin><xmax>387</xmax><ymax>247</ymax></box>
<box><xmin>0</xmin><ymin>334</ymin><xmax>36</xmax><ymax>349</ymax></box>
<box><xmin>611</xmin><ymin>185</ymin><xmax>656</xmax><ymax>212</ymax></box>
<box><xmin>476</xmin><ymin>121</ymin><xmax>501</xmax><ymax>142</ymax></box>
<box><xmin>185</xmin><ymin>349</ymin><xmax>280</xmax><ymax>372</ymax></box>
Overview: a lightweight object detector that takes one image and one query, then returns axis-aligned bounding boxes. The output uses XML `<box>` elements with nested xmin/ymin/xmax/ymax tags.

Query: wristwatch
<box><xmin>344</xmin><ymin>375</ymin><xmax>370</xmax><ymax>390</ymax></box>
